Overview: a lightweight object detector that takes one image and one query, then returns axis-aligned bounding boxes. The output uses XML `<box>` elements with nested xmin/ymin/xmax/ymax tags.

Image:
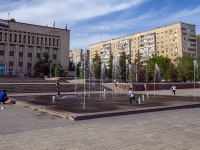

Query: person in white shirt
<box><xmin>171</xmin><ymin>84</ymin><xmax>176</xmax><ymax>95</ymax></box>
<box><xmin>129</xmin><ymin>88</ymin><xmax>135</xmax><ymax>105</ymax></box>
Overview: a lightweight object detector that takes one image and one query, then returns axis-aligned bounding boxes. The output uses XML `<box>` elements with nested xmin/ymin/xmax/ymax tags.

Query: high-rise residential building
<box><xmin>69</xmin><ymin>49</ymin><xmax>90</xmax><ymax>64</ymax></box>
<box><xmin>0</xmin><ymin>19</ymin><xmax>70</xmax><ymax>76</ymax></box>
<box><xmin>197</xmin><ymin>36</ymin><xmax>200</xmax><ymax>56</ymax></box>
<box><xmin>90</xmin><ymin>22</ymin><xmax>197</xmax><ymax>68</ymax></box>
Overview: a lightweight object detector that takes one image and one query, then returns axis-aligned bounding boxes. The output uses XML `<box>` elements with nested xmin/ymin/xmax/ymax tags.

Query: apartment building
<box><xmin>69</xmin><ymin>49</ymin><xmax>90</xmax><ymax>64</ymax></box>
<box><xmin>0</xmin><ymin>19</ymin><xmax>70</xmax><ymax>76</ymax></box>
<box><xmin>197</xmin><ymin>36</ymin><xmax>200</xmax><ymax>56</ymax></box>
<box><xmin>90</xmin><ymin>22</ymin><xmax>197</xmax><ymax>68</ymax></box>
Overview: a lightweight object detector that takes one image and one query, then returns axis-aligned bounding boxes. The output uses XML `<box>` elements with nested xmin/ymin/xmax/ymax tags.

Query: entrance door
<box><xmin>0</xmin><ymin>65</ymin><xmax>5</xmax><ymax>75</ymax></box>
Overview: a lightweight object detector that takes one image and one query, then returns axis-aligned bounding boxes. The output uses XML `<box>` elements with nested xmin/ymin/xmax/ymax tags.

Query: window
<box><xmin>37</xmin><ymin>37</ymin><xmax>39</xmax><ymax>45</ymax></box>
<box><xmin>23</xmin><ymin>35</ymin><xmax>26</xmax><ymax>43</ymax></box>
<box><xmin>53</xmin><ymin>39</ymin><xmax>55</xmax><ymax>46</ymax></box>
<box><xmin>0</xmin><ymin>44</ymin><xmax>4</xmax><ymax>51</ymax></box>
<box><xmin>9</xmin><ymin>67</ymin><xmax>13</xmax><ymax>72</ymax></box>
<box><xmin>28</xmin><ymin>47</ymin><xmax>32</xmax><ymax>53</ymax></box>
<box><xmin>19</xmin><ymin>34</ymin><xmax>21</xmax><ymax>43</ymax></box>
<box><xmin>10</xmin><ymin>45</ymin><xmax>14</xmax><ymax>51</ymax></box>
<box><xmin>41</xmin><ymin>37</ymin><xmax>43</xmax><ymax>45</ymax></box>
<box><xmin>57</xmin><ymin>39</ymin><xmax>59</xmax><ymax>47</ymax></box>
<box><xmin>45</xmin><ymin>37</ymin><xmax>47</xmax><ymax>45</ymax></box>
<box><xmin>37</xmin><ymin>47</ymin><xmax>41</xmax><ymax>53</ymax></box>
<box><xmin>19</xmin><ymin>46</ymin><xmax>23</xmax><ymax>53</ymax></box>
<box><xmin>28</xmin><ymin>35</ymin><xmax>30</xmax><ymax>44</ymax></box>
<box><xmin>52</xmin><ymin>59</ymin><xmax>56</xmax><ymax>64</ymax></box>
<box><xmin>53</xmin><ymin>49</ymin><xmax>57</xmax><ymax>54</ymax></box>
<box><xmin>18</xmin><ymin>67</ymin><xmax>23</xmax><ymax>72</ymax></box>
<box><xmin>182</xmin><ymin>27</ymin><xmax>187</xmax><ymax>31</ymax></box>
<box><xmin>19</xmin><ymin>56</ymin><xmax>23</xmax><ymax>62</ymax></box>
<box><xmin>174</xmin><ymin>43</ymin><xmax>178</xmax><ymax>47</ymax></box>
<box><xmin>45</xmin><ymin>48</ymin><xmax>49</xmax><ymax>53</ymax></box>
<box><xmin>14</xmin><ymin>34</ymin><xmax>17</xmax><ymax>42</ymax></box>
<box><xmin>0</xmin><ymin>55</ymin><xmax>4</xmax><ymax>61</ymax></box>
<box><xmin>28</xmin><ymin>57</ymin><xmax>32</xmax><ymax>63</ymax></box>
<box><xmin>49</xmin><ymin>38</ymin><xmax>51</xmax><ymax>46</ymax></box>
<box><xmin>4</xmin><ymin>33</ymin><xmax>7</xmax><ymax>42</ymax></box>
<box><xmin>9</xmin><ymin>33</ymin><xmax>12</xmax><ymax>42</ymax></box>
<box><xmin>9</xmin><ymin>56</ymin><xmax>14</xmax><ymax>62</ymax></box>
<box><xmin>32</xmin><ymin>36</ymin><xmax>34</xmax><ymax>44</ymax></box>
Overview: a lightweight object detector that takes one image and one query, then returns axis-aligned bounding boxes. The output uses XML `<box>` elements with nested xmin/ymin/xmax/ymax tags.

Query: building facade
<box><xmin>0</xmin><ymin>19</ymin><xmax>70</xmax><ymax>76</ymax></box>
<box><xmin>90</xmin><ymin>22</ymin><xmax>197</xmax><ymax>68</ymax></box>
<box><xmin>69</xmin><ymin>49</ymin><xmax>90</xmax><ymax>64</ymax></box>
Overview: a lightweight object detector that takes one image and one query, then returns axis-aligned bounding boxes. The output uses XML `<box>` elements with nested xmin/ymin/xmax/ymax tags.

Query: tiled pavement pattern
<box><xmin>1</xmin><ymin>103</ymin><xmax>200</xmax><ymax>150</ymax></box>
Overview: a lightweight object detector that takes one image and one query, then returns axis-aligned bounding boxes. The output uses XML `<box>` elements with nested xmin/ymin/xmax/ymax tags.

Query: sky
<box><xmin>1</xmin><ymin>0</ymin><xmax>200</xmax><ymax>50</ymax></box>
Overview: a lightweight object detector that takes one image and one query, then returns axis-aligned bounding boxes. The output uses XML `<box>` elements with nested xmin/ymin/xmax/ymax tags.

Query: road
<box><xmin>1</xmin><ymin>103</ymin><xmax>200</xmax><ymax>150</ymax></box>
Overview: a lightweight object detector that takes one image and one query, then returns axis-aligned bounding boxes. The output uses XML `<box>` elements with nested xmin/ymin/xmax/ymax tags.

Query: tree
<box><xmin>69</xmin><ymin>60</ymin><xmax>75</xmax><ymax>71</ymax></box>
<box><xmin>133</xmin><ymin>52</ymin><xmax>146</xmax><ymax>82</ymax></box>
<box><xmin>93</xmin><ymin>51</ymin><xmax>101</xmax><ymax>79</ymax></box>
<box><xmin>54</xmin><ymin>62</ymin><xmax>63</xmax><ymax>77</ymax></box>
<box><xmin>119</xmin><ymin>51</ymin><xmax>128</xmax><ymax>82</ymax></box>
<box><xmin>34</xmin><ymin>52</ymin><xmax>50</xmax><ymax>77</ymax></box>
<box><xmin>175</xmin><ymin>55</ymin><xmax>194</xmax><ymax>82</ymax></box>
<box><xmin>166</xmin><ymin>63</ymin><xmax>178</xmax><ymax>82</ymax></box>
<box><xmin>146</xmin><ymin>55</ymin><xmax>176</xmax><ymax>82</ymax></box>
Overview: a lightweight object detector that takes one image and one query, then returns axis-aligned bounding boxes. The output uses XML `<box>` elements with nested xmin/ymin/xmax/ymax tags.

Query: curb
<box><xmin>14</xmin><ymin>100</ymin><xmax>200</xmax><ymax>121</ymax></box>
<box><xmin>73</xmin><ymin>104</ymin><xmax>200</xmax><ymax>120</ymax></box>
<box><xmin>15</xmin><ymin>101</ymin><xmax>75</xmax><ymax>121</ymax></box>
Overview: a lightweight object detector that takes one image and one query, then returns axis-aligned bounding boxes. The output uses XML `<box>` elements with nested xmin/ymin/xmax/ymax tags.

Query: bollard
<box><xmin>147</xmin><ymin>93</ymin><xmax>149</xmax><ymax>99</ymax></box>
<box><xmin>142</xmin><ymin>95</ymin><xmax>144</xmax><ymax>101</ymax></box>
<box><xmin>52</xmin><ymin>96</ymin><xmax>55</xmax><ymax>103</ymax></box>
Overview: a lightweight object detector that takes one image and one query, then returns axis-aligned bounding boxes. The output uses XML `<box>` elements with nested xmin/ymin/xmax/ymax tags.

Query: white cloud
<box><xmin>1</xmin><ymin>0</ymin><xmax>147</xmax><ymax>27</ymax></box>
<box><xmin>2</xmin><ymin>0</ymin><xmax>200</xmax><ymax>50</ymax></box>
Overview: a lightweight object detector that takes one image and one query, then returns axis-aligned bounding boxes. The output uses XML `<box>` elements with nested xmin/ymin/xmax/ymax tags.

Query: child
<box><xmin>56</xmin><ymin>81</ymin><xmax>61</xmax><ymax>99</ymax></box>
<box><xmin>129</xmin><ymin>88</ymin><xmax>135</xmax><ymax>105</ymax></box>
<box><xmin>171</xmin><ymin>84</ymin><xmax>176</xmax><ymax>95</ymax></box>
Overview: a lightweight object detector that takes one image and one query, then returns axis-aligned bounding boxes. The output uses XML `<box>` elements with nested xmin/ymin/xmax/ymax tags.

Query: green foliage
<box><xmin>175</xmin><ymin>55</ymin><xmax>195</xmax><ymax>82</ymax></box>
<box><xmin>54</xmin><ymin>62</ymin><xmax>63</xmax><ymax>77</ymax></box>
<box><xmin>119</xmin><ymin>51</ymin><xmax>128</xmax><ymax>82</ymax></box>
<box><xmin>93</xmin><ymin>51</ymin><xmax>101</xmax><ymax>79</ymax></box>
<box><xmin>76</xmin><ymin>62</ymin><xmax>81</xmax><ymax>77</ymax></box>
<box><xmin>69</xmin><ymin>61</ymin><xmax>75</xmax><ymax>71</ymax></box>
<box><xmin>133</xmin><ymin>52</ymin><xmax>146</xmax><ymax>82</ymax></box>
<box><xmin>34</xmin><ymin>52</ymin><xmax>50</xmax><ymax>77</ymax></box>
<box><xmin>146</xmin><ymin>55</ymin><xmax>177</xmax><ymax>82</ymax></box>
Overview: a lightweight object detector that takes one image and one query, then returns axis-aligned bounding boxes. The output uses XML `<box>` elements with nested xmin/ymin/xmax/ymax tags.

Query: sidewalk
<box><xmin>8</xmin><ymin>88</ymin><xmax>200</xmax><ymax>121</ymax></box>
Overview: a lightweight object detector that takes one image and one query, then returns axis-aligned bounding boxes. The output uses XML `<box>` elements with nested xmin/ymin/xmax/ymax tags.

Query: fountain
<box><xmin>194</xmin><ymin>60</ymin><xmax>198</xmax><ymax>99</ymax></box>
<box><xmin>154</xmin><ymin>63</ymin><xmax>160</xmax><ymax>97</ymax></box>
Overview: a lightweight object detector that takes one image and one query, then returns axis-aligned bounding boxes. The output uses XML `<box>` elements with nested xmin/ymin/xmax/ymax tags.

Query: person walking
<box><xmin>171</xmin><ymin>84</ymin><xmax>176</xmax><ymax>95</ymax></box>
<box><xmin>129</xmin><ymin>88</ymin><xmax>135</xmax><ymax>105</ymax></box>
<box><xmin>56</xmin><ymin>81</ymin><xmax>61</xmax><ymax>99</ymax></box>
<box><xmin>0</xmin><ymin>90</ymin><xmax>9</xmax><ymax>104</ymax></box>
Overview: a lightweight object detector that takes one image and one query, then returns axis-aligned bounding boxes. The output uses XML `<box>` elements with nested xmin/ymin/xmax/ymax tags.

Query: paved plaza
<box><xmin>1</xmin><ymin>103</ymin><xmax>200</xmax><ymax>150</ymax></box>
<box><xmin>1</xmin><ymin>88</ymin><xmax>200</xmax><ymax>149</ymax></box>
